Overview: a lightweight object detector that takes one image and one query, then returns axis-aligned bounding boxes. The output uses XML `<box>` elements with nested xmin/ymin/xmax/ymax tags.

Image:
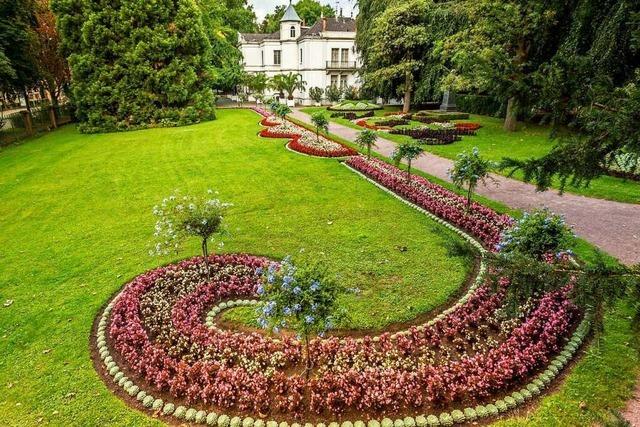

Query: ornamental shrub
<box><xmin>486</xmin><ymin>404</ymin><xmax>499</xmax><ymax>416</ymax></box>
<box><xmin>51</xmin><ymin>0</ymin><xmax>216</xmax><ymax>132</ymax></box>
<box><xmin>450</xmin><ymin>410</ymin><xmax>465</xmax><ymax>423</ymax></box>
<box><xmin>474</xmin><ymin>405</ymin><xmax>488</xmax><ymax>418</ymax></box>
<box><xmin>218</xmin><ymin>414</ymin><xmax>231</xmax><ymax>427</ymax></box>
<box><xmin>354</xmin><ymin>421</ymin><xmax>366</xmax><ymax>427</ymax></box>
<box><xmin>504</xmin><ymin>396</ymin><xmax>517</xmax><ymax>409</ymax></box>
<box><xmin>403</xmin><ymin>417</ymin><xmax>415</xmax><ymax>427</ymax></box>
<box><xmin>426</xmin><ymin>414</ymin><xmax>440</xmax><ymax>426</ymax></box>
<box><xmin>142</xmin><ymin>395</ymin><xmax>154</xmax><ymax>408</ymax></box>
<box><xmin>495</xmin><ymin>399</ymin><xmax>508</xmax><ymax>412</ymax></box>
<box><xmin>151</xmin><ymin>189</ymin><xmax>231</xmax><ymax>277</ymax></box>
<box><xmin>381</xmin><ymin>418</ymin><xmax>394</xmax><ymax>427</ymax></box>
<box><xmin>174</xmin><ymin>406</ymin><xmax>187</xmax><ymax>419</ymax></box>
<box><xmin>253</xmin><ymin>419</ymin><xmax>264</xmax><ymax>427</ymax></box>
<box><xmin>463</xmin><ymin>408</ymin><xmax>477</xmax><ymax>421</ymax></box>
<box><xmin>136</xmin><ymin>390</ymin><xmax>146</xmax><ymax>401</ymax></box>
<box><xmin>232</xmin><ymin>417</ymin><xmax>242</xmax><ymax>427</ymax></box>
<box><xmin>342</xmin><ymin>422</ymin><xmax>353</xmax><ymax>427</ymax></box>
<box><xmin>498</xmin><ymin>209</ymin><xmax>574</xmax><ymax>259</ymax></box>
<box><xmin>243</xmin><ymin>417</ymin><xmax>255</xmax><ymax>427</ymax></box>
<box><xmin>196</xmin><ymin>411</ymin><xmax>207</xmax><ymax>424</ymax></box>
<box><xmin>309</xmin><ymin>87</ymin><xmax>324</xmax><ymax>103</ymax></box>
<box><xmin>367</xmin><ymin>420</ymin><xmax>380</xmax><ymax>427</ymax></box>
<box><xmin>438</xmin><ymin>413</ymin><xmax>453</xmax><ymax>426</ymax></box>
<box><xmin>185</xmin><ymin>408</ymin><xmax>197</xmax><ymax>422</ymax></box>
<box><xmin>393</xmin><ymin>419</ymin><xmax>404</xmax><ymax>427</ymax></box>
<box><xmin>162</xmin><ymin>403</ymin><xmax>175</xmax><ymax>415</ymax></box>
<box><xmin>449</xmin><ymin>147</ymin><xmax>495</xmax><ymax>209</ymax></box>
<box><xmin>511</xmin><ymin>391</ymin><xmax>525</xmax><ymax>404</ymax></box>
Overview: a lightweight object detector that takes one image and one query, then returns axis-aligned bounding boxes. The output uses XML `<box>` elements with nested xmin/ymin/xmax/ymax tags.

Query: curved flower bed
<box><xmin>455</xmin><ymin>123</ymin><xmax>482</xmax><ymax>131</ymax></box>
<box><xmin>97</xmin><ymin>251</ymin><xmax>584</xmax><ymax>425</ymax></box>
<box><xmin>346</xmin><ymin>156</ymin><xmax>512</xmax><ymax>248</ymax></box>
<box><xmin>253</xmin><ymin>108</ymin><xmax>356</xmax><ymax>158</ymax></box>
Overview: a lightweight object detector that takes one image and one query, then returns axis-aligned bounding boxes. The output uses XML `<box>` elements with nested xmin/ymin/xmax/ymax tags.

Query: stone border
<box><xmin>93</xmin><ymin>163</ymin><xmax>590</xmax><ymax>426</ymax></box>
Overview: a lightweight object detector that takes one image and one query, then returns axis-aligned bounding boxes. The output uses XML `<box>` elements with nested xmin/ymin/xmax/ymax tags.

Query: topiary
<box><xmin>511</xmin><ymin>391</ymin><xmax>525</xmax><ymax>404</ymax></box>
<box><xmin>243</xmin><ymin>417</ymin><xmax>255</xmax><ymax>427</ymax></box>
<box><xmin>367</xmin><ymin>420</ymin><xmax>380</xmax><ymax>427</ymax></box>
<box><xmin>152</xmin><ymin>398</ymin><xmax>164</xmax><ymax>410</ymax></box>
<box><xmin>393</xmin><ymin>419</ymin><xmax>404</xmax><ymax>427</ymax></box>
<box><xmin>231</xmin><ymin>416</ymin><xmax>242</xmax><ymax>427</ymax></box>
<box><xmin>527</xmin><ymin>383</ymin><xmax>541</xmax><ymax>395</ymax></box>
<box><xmin>495</xmin><ymin>399</ymin><xmax>508</xmax><ymax>413</ymax></box>
<box><xmin>450</xmin><ymin>410</ymin><xmax>465</xmax><ymax>423</ymax></box>
<box><xmin>185</xmin><ymin>408</ymin><xmax>197</xmax><ymax>422</ymax></box>
<box><xmin>426</xmin><ymin>414</ymin><xmax>440</xmax><ymax>426</ymax></box>
<box><xmin>142</xmin><ymin>395</ymin><xmax>154</xmax><ymax>408</ymax></box>
<box><xmin>438</xmin><ymin>413</ymin><xmax>453</xmax><ymax>427</ymax></box>
<box><xmin>341</xmin><ymin>422</ymin><xmax>353</xmax><ymax>427</ymax></box>
<box><xmin>403</xmin><ymin>417</ymin><xmax>415</xmax><ymax>427</ymax></box>
<box><xmin>174</xmin><ymin>406</ymin><xmax>187</xmax><ymax>419</ymax></box>
<box><xmin>195</xmin><ymin>411</ymin><xmax>207</xmax><ymax>424</ymax></box>
<box><xmin>463</xmin><ymin>408</ymin><xmax>476</xmax><ymax>421</ymax></box>
<box><xmin>162</xmin><ymin>402</ymin><xmax>174</xmax><ymax>415</ymax></box>
<box><xmin>136</xmin><ymin>390</ymin><xmax>146</xmax><ymax>401</ymax></box>
<box><xmin>207</xmin><ymin>412</ymin><xmax>219</xmax><ymax>426</ymax></box>
<box><xmin>127</xmin><ymin>385</ymin><xmax>139</xmax><ymax>397</ymax></box>
<box><xmin>474</xmin><ymin>405</ymin><xmax>488</xmax><ymax>418</ymax></box>
<box><xmin>486</xmin><ymin>404</ymin><xmax>499</xmax><ymax>416</ymax></box>
<box><xmin>218</xmin><ymin>414</ymin><xmax>231</xmax><ymax>427</ymax></box>
<box><xmin>354</xmin><ymin>421</ymin><xmax>366</xmax><ymax>427</ymax></box>
<box><xmin>381</xmin><ymin>418</ymin><xmax>393</xmax><ymax>427</ymax></box>
<box><xmin>520</xmin><ymin>388</ymin><xmax>533</xmax><ymax>400</ymax></box>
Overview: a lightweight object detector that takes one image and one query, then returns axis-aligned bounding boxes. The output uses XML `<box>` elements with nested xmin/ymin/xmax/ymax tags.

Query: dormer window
<box><xmin>290</xmin><ymin>26</ymin><xmax>296</xmax><ymax>38</ymax></box>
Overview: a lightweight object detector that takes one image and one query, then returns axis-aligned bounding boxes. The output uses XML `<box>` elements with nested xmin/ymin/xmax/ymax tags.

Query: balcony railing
<box><xmin>326</xmin><ymin>61</ymin><xmax>356</xmax><ymax>70</ymax></box>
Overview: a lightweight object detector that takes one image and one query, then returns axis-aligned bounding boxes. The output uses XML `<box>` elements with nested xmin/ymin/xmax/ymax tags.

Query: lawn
<box><xmin>300</xmin><ymin>107</ymin><xmax>640</xmax><ymax>204</ymax></box>
<box><xmin>0</xmin><ymin>108</ymin><xmax>637</xmax><ymax>426</ymax></box>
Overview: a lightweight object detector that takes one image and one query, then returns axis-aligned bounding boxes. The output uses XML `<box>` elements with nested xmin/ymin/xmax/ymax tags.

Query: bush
<box><xmin>456</xmin><ymin>94</ymin><xmax>506</xmax><ymax>117</ymax></box>
<box><xmin>325</xmin><ymin>85</ymin><xmax>343</xmax><ymax>103</ymax></box>
<box><xmin>497</xmin><ymin>208</ymin><xmax>574</xmax><ymax>259</ymax></box>
<box><xmin>309</xmin><ymin>87</ymin><xmax>324</xmax><ymax>103</ymax></box>
<box><xmin>343</xmin><ymin>85</ymin><xmax>360</xmax><ymax>100</ymax></box>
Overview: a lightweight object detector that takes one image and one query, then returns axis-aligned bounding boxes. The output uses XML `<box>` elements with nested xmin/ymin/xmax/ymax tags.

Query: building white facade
<box><xmin>238</xmin><ymin>3</ymin><xmax>360</xmax><ymax>105</ymax></box>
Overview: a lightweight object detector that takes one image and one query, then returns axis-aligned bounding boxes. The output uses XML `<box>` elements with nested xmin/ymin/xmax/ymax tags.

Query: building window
<box><xmin>290</xmin><ymin>26</ymin><xmax>296</xmax><ymax>38</ymax></box>
<box><xmin>273</xmin><ymin>50</ymin><xmax>281</xmax><ymax>65</ymax></box>
<box><xmin>340</xmin><ymin>75</ymin><xmax>348</xmax><ymax>89</ymax></box>
<box><xmin>331</xmin><ymin>48</ymin><xmax>339</xmax><ymax>66</ymax></box>
<box><xmin>300</xmin><ymin>49</ymin><xmax>303</xmax><ymax>64</ymax></box>
<box><xmin>261</xmin><ymin>51</ymin><xmax>264</xmax><ymax>66</ymax></box>
<box><xmin>341</xmin><ymin>48</ymin><xmax>349</xmax><ymax>64</ymax></box>
<box><xmin>330</xmin><ymin>75</ymin><xmax>338</xmax><ymax>87</ymax></box>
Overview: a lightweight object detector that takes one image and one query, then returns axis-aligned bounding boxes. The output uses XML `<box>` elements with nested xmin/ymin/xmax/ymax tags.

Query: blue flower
<box><xmin>310</xmin><ymin>280</ymin><xmax>320</xmax><ymax>292</ymax></box>
<box><xmin>255</xmin><ymin>267</ymin><xmax>263</xmax><ymax>275</ymax></box>
<box><xmin>305</xmin><ymin>315</ymin><xmax>315</xmax><ymax>324</ymax></box>
<box><xmin>256</xmin><ymin>285</ymin><xmax>265</xmax><ymax>295</ymax></box>
<box><xmin>293</xmin><ymin>286</ymin><xmax>301</xmax><ymax>295</ymax></box>
<box><xmin>283</xmin><ymin>307</ymin><xmax>292</xmax><ymax>315</ymax></box>
<box><xmin>293</xmin><ymin>303</ymin><xmax>301</xmax><ymax>312</ymax></box>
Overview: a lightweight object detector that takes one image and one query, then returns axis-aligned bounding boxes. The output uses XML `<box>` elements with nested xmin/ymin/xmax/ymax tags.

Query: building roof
<box><xmin>281</xmin><ymin>3</ymin><xmax>302</xmax><ymax>22</ymax></box>
<box><xmin>302</xmin><ymin>17</ymin><xmax>356</xmax><ymax>36</ymax></box>
<box><xmin>240</xmin><ymin>17</ymin><xmax>356</xmax><ymax>43</ymax></box>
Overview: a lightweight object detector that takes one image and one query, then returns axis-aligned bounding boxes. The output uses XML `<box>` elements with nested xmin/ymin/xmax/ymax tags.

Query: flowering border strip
<box><xmin>94</xmin><ymin>172</ymin><xmax>589</xmax><ymax>426</ymax></box>
<box><xmin>205</xmin><ymin>298</ymin><xmax>259</xmax><ymax>330</ymax></box>
<box><xmin>252</xmin><ymin>108</ymin><xmax>357</xmax><ymax>158</ymax></box>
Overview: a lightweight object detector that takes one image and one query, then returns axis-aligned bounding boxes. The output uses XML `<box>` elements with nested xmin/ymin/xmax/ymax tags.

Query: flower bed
<box><xmin>345</xmin><ymin>156</ymin><xmax>512</xmax><ymax>248</ymax></box>
<box><xmin>455</xmin><ymin>122</ymin><xmax>482</xmax><ymax>131</ymax></box>
<box><xmin>256</xmin><ymin>110</ymin><xmax>357</xmax><ymax>157</ymax></box>
<box><xmin>97</xmin><ymin>252</ymin><xmax>582</xmax><ymax>424</ymax></box>
<box><xmin>355</xmin><ymin>119</ymin><xmax>392</xmax><ymax>131</ymax></box>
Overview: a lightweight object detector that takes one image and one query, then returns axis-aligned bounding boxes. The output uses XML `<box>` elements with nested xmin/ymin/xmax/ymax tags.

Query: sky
<box><xmin>248</xmin><ymin>0</ymin><xmax>357</xmax><ymax>22</ymax></box>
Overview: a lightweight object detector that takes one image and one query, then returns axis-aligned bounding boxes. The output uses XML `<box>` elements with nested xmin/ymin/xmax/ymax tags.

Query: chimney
<box><xmin>322</xmin><ymin>16</ymin><xmax>327</xmax><ymax>31</ymax></box>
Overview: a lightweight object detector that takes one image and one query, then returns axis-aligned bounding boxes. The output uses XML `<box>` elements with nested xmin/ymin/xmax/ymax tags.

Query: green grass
<box><xmin>0</xmin><ymin>108</ymin><xmax>637</xmax><ymax>426</ymax></box>
<box><xmin>300</xmin><ymin>107</ymin><xmax>640</xmax><ymax>204</ymax></box>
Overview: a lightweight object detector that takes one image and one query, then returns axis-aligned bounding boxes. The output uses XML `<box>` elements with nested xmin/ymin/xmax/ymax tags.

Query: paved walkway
<box><xmin>291</xmin><ymin>109</ymin><xmax>640</xmax><ymax>265</ymax></box>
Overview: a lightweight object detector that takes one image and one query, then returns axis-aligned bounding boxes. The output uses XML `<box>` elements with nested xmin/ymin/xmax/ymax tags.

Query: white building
<box><xmin>238</xmin><ymin>3</ymin><xmax>360</xmax><ymax>105</ymax></box>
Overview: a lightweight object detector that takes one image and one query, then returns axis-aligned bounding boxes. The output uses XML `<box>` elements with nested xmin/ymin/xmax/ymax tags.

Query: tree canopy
<box><xmin>260</xmin><ymin>0</ymin><xmax>335</xmax><ymax>33</ymax></box>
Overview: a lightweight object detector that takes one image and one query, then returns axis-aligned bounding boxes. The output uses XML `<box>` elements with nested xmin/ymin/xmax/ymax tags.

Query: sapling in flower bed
<box><xmin>355</xmin><ymin>129</ymin><xmax>377</xmax><ymax>158</ymax></box>
<box><xmin>311</xmin><ymin>112</ymin><xmax>329</xmax><ymax>143</ymax></box>
<box><xmin>392</xmin><ymin>141</ymin><xmax>424</xmax><ymax>182</ymax></box>
<box><xmin>256</xmin><ymin>257</ymin><xmax>346</xmax><ymax>378</ymax></box>
<box><xmin>449</xmin><ymin>147</ymin><xmax>496</xmax><ymax>210</ymax></box>
<box><xmin>151</xmin><ymin>189</ymin><xmax>231</xmax><ymax>277</ymax></box>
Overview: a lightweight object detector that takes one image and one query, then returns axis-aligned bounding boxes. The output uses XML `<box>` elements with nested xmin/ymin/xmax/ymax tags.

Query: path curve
<box><xmin>291</xmin><ymin>109</ymin><xmax>640</xmax><ymax>266</ymax></box>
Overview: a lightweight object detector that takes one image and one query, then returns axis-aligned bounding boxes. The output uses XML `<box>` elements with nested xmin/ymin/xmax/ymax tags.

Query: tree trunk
<box><xmin>407</xmin><ymin>160</ymin><xmax>412</xmax><ymax>182</ymax></box>
<box><xmin>504</xmin><ymin>97</ymin><xmax>518</xmax><ymax>132</ymax></box>
<box><xmin>22</xmin><ymin>87</ymin><xmax>31</xmax><ymax>113</ymax></box>
<box><xmin>367</xmin><ymin>146</ymin><xmax>371</xmax><ymax>159</ymax></box>
<box><xmin>402</xmin><ymin>72</ymin><xmax>412</xmax><ymax>114</ymax></box>
<box><xmin>201</xmin><ymin>239</ymin><xmax>211</xmax><ymax>279</ymax></box>
<box><xmin>466</xmin><ymin>185</ymin><xmax>473</xmax><ymax>210</ymax></box>
<box><xmin>304</xmin><ymin>333</ymin><xmax>312</xmax><ymax>380</ymax></box>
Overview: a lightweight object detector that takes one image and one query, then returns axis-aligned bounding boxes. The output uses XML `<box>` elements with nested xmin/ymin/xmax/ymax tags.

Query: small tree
<box><xmin>311</xmin><ymin>112</ymin><xmax>329</xmax><ymax>142</ymax></box>
<box><xmin>257</xmin><ymin>257</ymin><xmax>346</xmax><ymax>378</ymax></box>
<box><xmin>449</xmin><ymin>147</ymin><xmax>495</xmax><ymax>209</ymax></box>
<box><xmin>355</xmin><ymin>129</ymin><xmax>377</xmax><ymax>158</ymax></box>
<box><xmin>275</xmin><ymin>103</ymin><xmax>292</xmax><ymax>119</ymax></box>
<box><xmin>325</xmin><ymin>84</ymin><xmax>342</xmax><ymax>103</ymax></box>
<box><xmin>270</xmin><ymin>72</ymin><xmax>307</xmax><ymax>100</ymax></box>
<box><xmin>392</xmin><ymin>142</ymin><xmax>424</xmax><ymax>181</ymax></box>
<box><xmin>151</xmin><ymin>190</ymin><xmax>231</xmax><ymax>277</ymax></box>
<box><xmin>309</xmin><ymin>87</ymin><xmax>324</xmax><ymax>104</ymax></box>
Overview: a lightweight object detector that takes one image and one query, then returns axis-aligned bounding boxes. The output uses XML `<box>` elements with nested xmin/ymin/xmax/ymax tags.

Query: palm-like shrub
<box><xmin>392</xmin><ymin>141</ymin><xmax>424</xmax><ymax>181</ymax></box>
<box><xmin>270</xmin><ymin>72</ymin><xmax>307</xmax><ymax>100</ymax></box>
<box><xmin>355</xmin><ymin>129</ymin><xmax>377</xmax><ymax>158</ymax></box>
<box><xmin>449</xmin><ymin>147</ymin><xmax>495</xmax><ymax>209</ymax></box>
<box><xmin>325</xmin><ymin>84</ymin><xmax>342</xmax><ymax>103</ymax></box>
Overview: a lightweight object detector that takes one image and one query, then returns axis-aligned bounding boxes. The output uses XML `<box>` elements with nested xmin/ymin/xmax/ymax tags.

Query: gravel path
<box><xmin>291</xmin><ymin>109</ymin><xmax>640</xmax><ymax>265</ymax></box>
